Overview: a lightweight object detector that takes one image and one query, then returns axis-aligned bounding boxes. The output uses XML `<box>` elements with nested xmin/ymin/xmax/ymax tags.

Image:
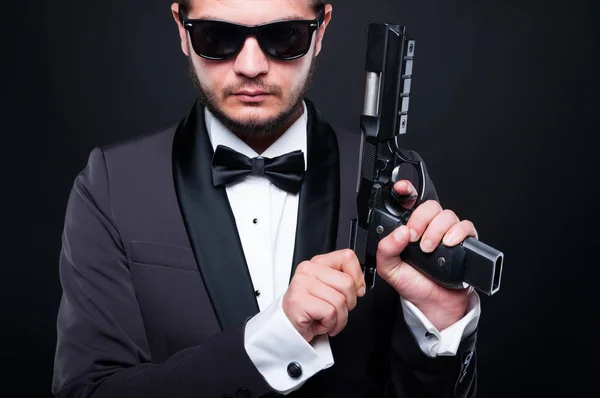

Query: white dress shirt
<box><xmin>204</xmin><ymin>101</ymin><xmax>481</xmax><ymax>394</ymax></box>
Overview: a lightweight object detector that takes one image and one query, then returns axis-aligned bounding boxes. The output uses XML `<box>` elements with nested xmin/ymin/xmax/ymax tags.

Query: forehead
<box><xmin>189</xmin><ymin>0</ymin><xmax>314</xmax><ymax>24</ymax></box>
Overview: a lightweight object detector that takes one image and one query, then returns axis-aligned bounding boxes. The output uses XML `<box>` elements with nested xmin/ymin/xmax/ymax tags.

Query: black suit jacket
<box><xmin>52</xmin><ymin>98</ymin><xmax>477</xmax><ymax>398</ymax></box>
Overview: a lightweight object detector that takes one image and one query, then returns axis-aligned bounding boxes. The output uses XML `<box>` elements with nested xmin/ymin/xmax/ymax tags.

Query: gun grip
<box><xmin>401</xmin><ymin>241</ymin><xmax>467</xmax><ymax>290</ymax></box>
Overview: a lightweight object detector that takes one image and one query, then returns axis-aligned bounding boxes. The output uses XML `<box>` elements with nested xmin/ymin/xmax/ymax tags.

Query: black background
<box><xmin>3</xmin><ymin>0</ymin><xmax>599</xmax><ymax>396</ymax></box>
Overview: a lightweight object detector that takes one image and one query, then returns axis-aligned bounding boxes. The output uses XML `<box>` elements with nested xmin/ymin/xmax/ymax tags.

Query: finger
<box><xmin>307</xmin><ymin>281</ymin><xmax>349</xmax><ymax>336</ymax></box>
<box><xmin>442</xmin><ymin>219</ymin><xmax>478</xmax><ymax>247</ymax></box>
<box><xmin>294</xmin><ymin>260</ymin><xmax>359</xmax><ymax>308</ymax></box>
<box><xmin>378</xmin><ymin>224</ymin><xmax>411</xmax><ymax>259</ymax></box>
<box><xmin>310</xmin><ymin>249</ymin><xmax>365</xmax><ymax>296</ymax></box>
<box><xmin>393</xmin><ymin>180</ymin><xmax>417</xmax><ymax>197</ymax></box>
<box><xmin>309</xmin><ymin>265</ymin><xmax>358</xmax><ymax>310</ymax></box>
<box><xmin>302</xmin><ymin>294</ymin><xmax>338</xmax><ymax>336</ymax></box>
<box><xmin>419</xmin><ymin>209</ymin><xmax>460</xmax><ymax>253</ymax></box>
<box><xmin>405</xmin><ymin>200</ymin><xmax>443</xmax><ymax>243</ymax></box>
<box><xmin>392</xmin><ymin>180</ymin><xmax>419</xmax><ymax>209</ymax></box>
<box><xmin>375</xmin><ymin>224</ymin><xmax>410</xmax><ymax>284</ymax></box>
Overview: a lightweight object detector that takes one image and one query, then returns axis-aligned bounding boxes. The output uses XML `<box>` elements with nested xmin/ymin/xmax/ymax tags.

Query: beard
<box><xmin>188</xmin><ymin>52</ymin><xmax>318</xmax><ymax>139</ymax></box>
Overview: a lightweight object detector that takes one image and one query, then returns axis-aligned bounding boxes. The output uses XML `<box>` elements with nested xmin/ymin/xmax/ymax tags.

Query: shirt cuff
<box><xmin>401</xmin><ymin>290</ymin><xmax>481</xmax><ymax>357</ymax></box>
<box><xmin>244</xmin><ymin>295</ymin><xmax>334</xmax><ymax>394</ymax></box>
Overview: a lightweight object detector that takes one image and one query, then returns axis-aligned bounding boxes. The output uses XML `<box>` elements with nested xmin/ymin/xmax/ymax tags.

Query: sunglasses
<box><xmin>179</xmin><ymin>6</ymin><xmax>325</xmax><ymax>61</ymax></box>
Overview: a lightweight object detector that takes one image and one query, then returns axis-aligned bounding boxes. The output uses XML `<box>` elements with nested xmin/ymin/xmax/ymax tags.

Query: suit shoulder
<box><xmin>331</xmin><ymin>125</ymin><xmax>361</xmax><ymax>150</ymax></box>
<box><xmin>332</xmin><ymin>125</ymin><xmax>359</xmax><ymax>140</ymax></box>
<box><xmin>74</xmin><ymin>122</ymin><xmax>180</xmax><ymax>191</ymax></box>
<box><xmin>99</xmin><ymin>123</ymin><xmax>178</xmax><ymax>159</ymax></box>
<box><xmin>71</xmin><ymin>123</ymin><xmax>178</xmax><ymax>194</ymax></box>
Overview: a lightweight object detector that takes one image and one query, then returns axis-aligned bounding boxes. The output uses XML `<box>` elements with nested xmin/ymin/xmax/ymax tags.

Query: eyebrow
<box><xmin>196</xmin><ymin>14</ymin><xmax>310</xmax><ymax>22</ymax></box>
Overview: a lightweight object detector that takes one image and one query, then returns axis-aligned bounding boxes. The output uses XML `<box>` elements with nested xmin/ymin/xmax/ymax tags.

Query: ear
<box><xmin>314</xmin><ymin>4</ymin><xmax>333</xmax><ymax>57</ymax></box>
<box><xmin>171</xmin><ymin>2</ymin><xmax>190</xmax><ymax>57</ymax></box>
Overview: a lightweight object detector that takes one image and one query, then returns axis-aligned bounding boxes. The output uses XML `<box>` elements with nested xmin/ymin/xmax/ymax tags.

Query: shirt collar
<box><xmin>205</xmin><ymin>101</ymin><xmax>308</xmax><ymax>170</ymax></box>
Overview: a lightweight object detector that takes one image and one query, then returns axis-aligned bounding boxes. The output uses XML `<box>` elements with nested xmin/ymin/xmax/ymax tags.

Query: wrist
<box><xmin>412</xmin><ymin>292</ymin><xmax>470</xmax><ymax>331</ymax></box>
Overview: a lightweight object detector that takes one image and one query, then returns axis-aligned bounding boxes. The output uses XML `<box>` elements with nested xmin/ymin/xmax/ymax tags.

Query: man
<box><xmin>52</xmin><ymin>1</ymin><xmax>480</xmax><ymax>397</ymax></box>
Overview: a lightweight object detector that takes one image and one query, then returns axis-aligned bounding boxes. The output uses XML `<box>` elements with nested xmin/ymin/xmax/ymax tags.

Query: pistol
<box><xmin>349</xmin><ymin>22</ymin><xmax>503</xmax><ymax>296</ymax></box>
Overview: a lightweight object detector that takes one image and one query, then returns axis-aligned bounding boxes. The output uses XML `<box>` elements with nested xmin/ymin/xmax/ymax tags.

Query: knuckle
<box><xmin>339</xmin><ymin>310</ymin><xmax>349</xmax><ymax>326</ymax></box>
<box><xmin>296</xmin><ymin>260</ymin><xmax>312</xmax><ymax>274</ymax></box>
<box><xmin>441</xmin><ymin>208</ymin><xmax>458</xmax><ymax>221</ymax></box>
<box><xmin>283</xmin><ymin>293</ymin><xmax>298</xmax><ymax>311</ymax></box>
<box><xmin>289</xmin><ymin>272</ymin><xmax>304</xmax><ymax>286</ymax></box>
<box><xmin>341</xmin><ymin>248</ymin><xmax>356</xmax><ymax>261</ymax></box>
<box><xmin>424</xmin><ymin>199</ymin><xmax>441</xmax><ymax>209</ymax></box>
<box><xmin>430</xmin><ymin>201</ymin><xmax>443</xmax><ymax>213</ymax></box>
<box><xmin>332</xmin><ymin>294</ymin><xmax>346</xmax><ymax>310</ymax></box>
<box><xmin>462</xmin><ymin>219</ymin><xmax>475</xmax><ymax>229</ymax></box>
<box><xmin>289</xmin><ymin>276</ymin><xmax>310</xmax><ymax>296</ymax></box>
<box><xmin>463</xmin><ymin>220</ymin><xmax>477</xmax><ymax>235</ymax></box>
<box><xmin>311</xmin><ymin>252</ymin><xmax>326</xmax><ymax>262</ymax></box>
<box><xmin>347</xmin><ymin>301</ymin><xmax>356</xmax><ymax>312</ymax></box>
<box><xmin>342</xmin><ymin>273</ymin><xmax>355</xmax><ymax>291</ymax></box>
<box><xmin>325</xmin><ymin>304</ymin><xmax>337</xmax><ymax>319</ymax></box>
<box><xmin>409</xmin><ymin>213</ymin><xmax>427</xmax><ymax>228</ymax></box>
<box><xmin>377</xmin><ymin>237</ymin><xmax>392</xmax><ymax>254</ymax></box>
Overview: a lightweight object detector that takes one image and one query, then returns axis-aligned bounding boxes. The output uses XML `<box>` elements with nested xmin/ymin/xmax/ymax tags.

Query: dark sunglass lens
<box><xmin>191</xmin><ymin>21</ymin><xmax>244</xmax><ymax>59</ymax></box>
<box><xmin>260</xmin><ymin>22</ymin><xmax>311</xmax><ymax>59</ymax></box>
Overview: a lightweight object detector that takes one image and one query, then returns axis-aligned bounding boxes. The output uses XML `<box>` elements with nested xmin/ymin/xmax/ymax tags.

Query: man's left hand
<box><xmin>376</xmin><ymin>180</ymin><xmax>477</xmax><ymax>331</ymax></box>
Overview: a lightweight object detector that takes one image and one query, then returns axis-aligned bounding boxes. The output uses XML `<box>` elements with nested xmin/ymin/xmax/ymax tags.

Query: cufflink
<box><xmin>287</xmin><ymin>361</ymin><xmax>302</xmax><ymax>379</ymax></box>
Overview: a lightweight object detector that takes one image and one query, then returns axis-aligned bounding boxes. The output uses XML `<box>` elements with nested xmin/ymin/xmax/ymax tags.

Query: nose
<box><xmin>233</xmin><ymin>36</ymin><xmax>269</xmax><ymax>78</ymax></box>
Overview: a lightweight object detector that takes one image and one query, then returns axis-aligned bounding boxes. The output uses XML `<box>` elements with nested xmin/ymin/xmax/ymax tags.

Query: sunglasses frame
<box><xmin>178</xmin><ymin>5</ymin><xmax>325</xmax><ymax>61</ymax></box>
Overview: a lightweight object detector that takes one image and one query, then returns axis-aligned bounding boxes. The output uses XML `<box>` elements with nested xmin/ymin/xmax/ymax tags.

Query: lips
<box><xmin>234</xmin><ymin>90</ymin><xmax>268</xmax><ymax>96</ymax></box>
<box><xmin>233</xmin><ymin>90</ymin><xmax>270</xmax><ymax>103</ymax></box>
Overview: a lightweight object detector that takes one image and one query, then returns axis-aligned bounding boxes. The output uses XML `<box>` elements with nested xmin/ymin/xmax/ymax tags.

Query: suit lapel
<box><xmin>172</xmin><ymin>100</ymin><xmax>259</xmax><ymax>330</ymax></box>
<box><xmin>290</xmin><ymin>98</ymin><xmax>341</xmax><ymax>278</ymax></box>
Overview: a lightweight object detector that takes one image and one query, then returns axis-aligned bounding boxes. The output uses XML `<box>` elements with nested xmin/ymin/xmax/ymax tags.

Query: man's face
<box><xmin>172</xmin><ymin>0</ymin><xmax>332</xmax><ymax>137</ymax></box>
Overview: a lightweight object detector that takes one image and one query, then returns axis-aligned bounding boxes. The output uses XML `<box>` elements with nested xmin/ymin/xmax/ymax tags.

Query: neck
<box><xmin>236</xmin><ymin>105</ymin><xmax>304</xmax><ymax>155</ymax></box>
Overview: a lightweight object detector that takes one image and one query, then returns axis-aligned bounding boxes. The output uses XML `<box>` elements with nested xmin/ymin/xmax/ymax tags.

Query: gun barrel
<box><xmin>364</xmin><ymin>72</ymin><xmax>380</xmax><ymax>117</ymax></box>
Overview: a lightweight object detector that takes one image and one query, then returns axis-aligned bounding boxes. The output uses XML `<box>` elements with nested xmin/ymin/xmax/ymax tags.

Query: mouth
<box><xmin>233</xmin><ymin>90</ymin><xmax>270</xmax><ymax>103</ymax></box>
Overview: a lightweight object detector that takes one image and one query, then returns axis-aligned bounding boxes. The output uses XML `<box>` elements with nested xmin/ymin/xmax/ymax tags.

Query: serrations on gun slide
<box><xmin>361</xmin><ymin>142</ymin><xmax>376</xmax><ymax>182</ymax></box>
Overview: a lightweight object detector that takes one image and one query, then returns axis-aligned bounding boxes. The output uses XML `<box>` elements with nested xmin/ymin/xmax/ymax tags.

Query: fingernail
<box><xmin>358</xmin><ymin>286</ymin><xmax>366</xmax><ymax>296</ymax></box>
<box><xmin>409</xmin><ymin>229</ymin><xmax>418</xmax><ymax>242</ymax></box>
<box><xmin>394</xmin><ymin>226</ymin><xmax>406</xmax><ymax>241</ymax></box>
<box><xmin>396</xmin><ymin>181</ymin><xmax>408</xmax><ymax>190</ymax></box>
<box><xmin>420</xmin><ymin>239</ymin><xmax>433</xmax><ymax>253</ymax></box>
<box><xmin>443</xmin><ymin>232</ymin><xmax>458</xmax><ymax>246</ymax></box>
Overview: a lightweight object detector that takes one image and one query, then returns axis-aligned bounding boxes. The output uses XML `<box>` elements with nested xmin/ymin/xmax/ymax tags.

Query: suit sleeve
<box><xmin>384</xmin><ymin>150</ymin><xmax>478</xmax><ymax>398</ymax></box>
<box><xmin>51</xmin><ymin>147</ymin><xmax>274</xmax><ymax>398</ymax></box>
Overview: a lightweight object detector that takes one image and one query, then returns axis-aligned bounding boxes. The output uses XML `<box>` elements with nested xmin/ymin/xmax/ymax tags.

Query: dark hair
<box><xmin>178</xmin><ymin>0</ymin><xmax>325</xmax><ymax>15</ymax></box>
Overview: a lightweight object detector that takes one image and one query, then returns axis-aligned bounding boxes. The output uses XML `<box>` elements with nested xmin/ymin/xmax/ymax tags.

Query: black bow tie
<box><xmin>211</xmin><ymin>144</ymin><xmax>305</xmax><ymax>194</ymax></box>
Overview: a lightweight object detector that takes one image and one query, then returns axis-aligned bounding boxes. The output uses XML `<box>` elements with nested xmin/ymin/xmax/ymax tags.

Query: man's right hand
<box><xmin>282</xmin><ymin>249</ymin><xmax>366</xmax><ymax>343</ymax></box>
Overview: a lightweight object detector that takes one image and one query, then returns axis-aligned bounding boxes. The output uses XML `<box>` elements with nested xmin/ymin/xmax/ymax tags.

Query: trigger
<box><xmin>374</xmin><ymin>158</ymin><xmax>389</xmax><ymax>180</ymax></box>
<box><xmin>400</xmin><ymin>210</ymin><xmax>412</xmax><ymax>225</ymax></box>
<box><xmin>391</xmin><ymin>165</ymin><xmax>401</xmax><ymax>184</ymax></box>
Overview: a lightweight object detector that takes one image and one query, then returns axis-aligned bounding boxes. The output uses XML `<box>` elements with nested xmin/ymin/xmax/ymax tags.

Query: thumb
<box><xmin>376</xmin><ymin>225</ymin><xmax>410</xmax><ymax>282</ymax></box>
